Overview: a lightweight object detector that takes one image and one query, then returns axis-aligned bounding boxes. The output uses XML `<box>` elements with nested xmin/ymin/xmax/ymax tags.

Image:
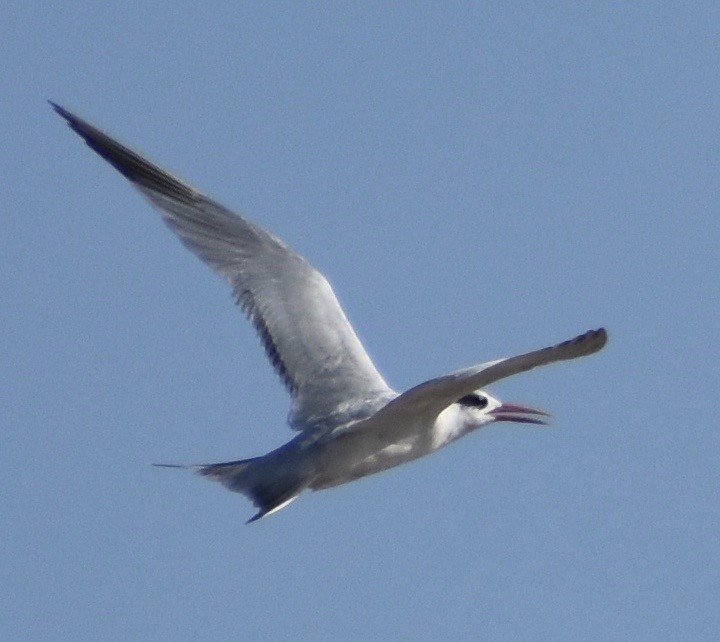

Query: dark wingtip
<box><xmin>561</xmin><ymin>327</ymin><xmax>608</xmax><ymax>355</ymax></box>
<box><xmin>590</xmin><ymin>327</ymin><xmax>608</xmax><ymax>351</ymax></box>
<box><xmin>51</xmin><ymin>102</ymin><xmax>198</xmax><ymax>203</ymax></box>
<box><xmin>49</xmin><ymin>101</ymin><xmax>77</xmax><ymax>124</ymax></box>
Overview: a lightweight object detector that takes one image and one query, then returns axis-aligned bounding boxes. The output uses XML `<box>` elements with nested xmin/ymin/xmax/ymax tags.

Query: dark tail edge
<box><xmin>154</xmin><ymin>457</ymin><xmax>304</xmax><ymax>524</ymax></box>
<box><xmin>152</xmin><ymin>463</ymin><xmax>194</xmax><ymax>469</ymax></box>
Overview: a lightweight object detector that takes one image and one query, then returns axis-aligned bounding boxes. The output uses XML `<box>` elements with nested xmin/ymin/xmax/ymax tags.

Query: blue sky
<box><xmin>3</xmin><ymin>3</ymin><xmax>719</xmax><ymax>639</ymax></box>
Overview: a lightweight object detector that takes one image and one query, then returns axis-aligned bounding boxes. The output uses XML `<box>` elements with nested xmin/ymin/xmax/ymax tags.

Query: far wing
<box><xmin>335</xmin><ymin>328</ymin><xmax>607</xmax><ymax>447</ymax></box>
<box><xmin>52</xmin><ymin>103</ymin><xmax>393</xmax><ymax>432</ymax></box>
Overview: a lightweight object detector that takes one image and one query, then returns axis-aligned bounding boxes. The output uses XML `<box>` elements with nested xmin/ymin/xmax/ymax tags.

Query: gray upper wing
<box><xmin>52</xmin><ymin>103</ymin><xmax>393</xmax><ymax>432</ymax></box>
<box><xmin>385</xmin><ymin>327</ymin><xmax>607</xmax><ymax>419</ymax></box>
<box><xmin>332</xmin><ymin>328</ymin><xmax>607</xmax><ymax>448</ymax></box>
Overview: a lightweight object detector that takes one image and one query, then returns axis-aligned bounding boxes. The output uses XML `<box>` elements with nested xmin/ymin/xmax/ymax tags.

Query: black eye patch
<box><xmin>458</xmin><ymin>394</ymin><xmax>488</xmax><ymax>409</ymax></box>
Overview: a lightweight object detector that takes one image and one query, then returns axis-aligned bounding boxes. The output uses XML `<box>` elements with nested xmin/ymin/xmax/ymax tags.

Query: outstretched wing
<box><xmin>334</xmin><ymin>328</ymin><xmax>607</xmax><ymax>447</ymax></box>
<box><xmin>52</xmin><ymin>103</ymin><xmax>393</xmax><ymax>432</ymax></box>
<box><xmin>385</xmin><ymin>327</ymin><xmax>606</xmax><ymax>418</ymax></box>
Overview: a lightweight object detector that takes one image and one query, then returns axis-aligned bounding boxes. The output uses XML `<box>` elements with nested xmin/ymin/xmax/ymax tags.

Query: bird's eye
<box><xmin>458</xmin><ymin>394</ymin><xmax>488</xmax><ymax>409</ymax></box>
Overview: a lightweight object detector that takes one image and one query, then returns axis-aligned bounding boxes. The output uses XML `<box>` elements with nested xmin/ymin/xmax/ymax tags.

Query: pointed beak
<box><xmin>489</xmin><ymin>403</ymin><xmax>550</xmax><ymax>425</ymax></box>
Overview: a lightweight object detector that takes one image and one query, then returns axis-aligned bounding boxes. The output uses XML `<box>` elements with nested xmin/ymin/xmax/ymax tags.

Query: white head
<box><xmin>456</xmin><ymin>390</ymin><xmax>549</xmax><ymax>429</ymax></box>
<box><xmin>432</xmin><ymin>390</ymin><xmax>548</xmax><ymax>449</ymax></box>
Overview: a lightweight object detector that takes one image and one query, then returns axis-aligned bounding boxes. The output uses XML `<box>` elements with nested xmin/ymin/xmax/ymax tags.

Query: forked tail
<box><xmin>154</xmin><ymin>457</ymin><xmax>307</xmax><ymax>523</ymax></box>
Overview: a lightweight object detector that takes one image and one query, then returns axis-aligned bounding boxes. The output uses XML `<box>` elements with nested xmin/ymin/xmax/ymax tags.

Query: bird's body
<box><xmin>311</xmin><ymin>402</ymin><xmax>466</xmax><ymax>489</ymax></box>
<box><xmin>53</xmin><ymin>103</ymin><xmax>607</xmax><ymax>523</ymax></box>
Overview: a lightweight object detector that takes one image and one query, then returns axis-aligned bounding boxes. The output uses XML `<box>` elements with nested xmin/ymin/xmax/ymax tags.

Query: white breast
<box><xmin>430</xmin><ymin>404</ymin><xmax>467</xmax><ymax>450</ymax></box>
<box><xmin>313</xmin><ymin>403</ymin><xmax>469</xmax><ymax>489</ymax></box>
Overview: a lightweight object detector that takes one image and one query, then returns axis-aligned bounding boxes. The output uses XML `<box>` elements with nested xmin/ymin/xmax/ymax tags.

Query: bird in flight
<box><xmin>52</xmin><ymin>103</ymin><xmax>607</xmax><ymax>523</ymax></box>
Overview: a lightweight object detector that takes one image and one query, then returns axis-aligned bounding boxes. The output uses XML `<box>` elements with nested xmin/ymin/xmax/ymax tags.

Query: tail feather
<box><xmin>154</xmin><ymin>457</ymin><xmax>306</xmax><ymax>523</ymax></box>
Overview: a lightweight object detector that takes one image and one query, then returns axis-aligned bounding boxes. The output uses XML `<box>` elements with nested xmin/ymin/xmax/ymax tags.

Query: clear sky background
<box><xmin>3</xmin><ymin>3</ymin><xmax>719</xmax><ymax>640</ymax></box>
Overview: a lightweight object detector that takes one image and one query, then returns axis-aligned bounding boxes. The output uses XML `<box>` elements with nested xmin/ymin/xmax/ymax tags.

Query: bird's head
<box><xmin>456</xmin><ymin>391</ymin><xmax>549</xmax><ymax>429</ymax></box>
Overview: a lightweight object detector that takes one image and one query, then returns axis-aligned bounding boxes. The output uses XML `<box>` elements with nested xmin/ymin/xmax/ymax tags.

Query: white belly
<box><xmin>311</xmin><ymin>405</ymin><xmax>467</xmax><ymax>490</ymax></box>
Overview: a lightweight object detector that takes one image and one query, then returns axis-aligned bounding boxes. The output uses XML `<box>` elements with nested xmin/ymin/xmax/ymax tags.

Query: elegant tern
<box><xmin>52</xmin><ymin>103</ymin><xmax>607</xmax><ymax>523</ymax></box>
